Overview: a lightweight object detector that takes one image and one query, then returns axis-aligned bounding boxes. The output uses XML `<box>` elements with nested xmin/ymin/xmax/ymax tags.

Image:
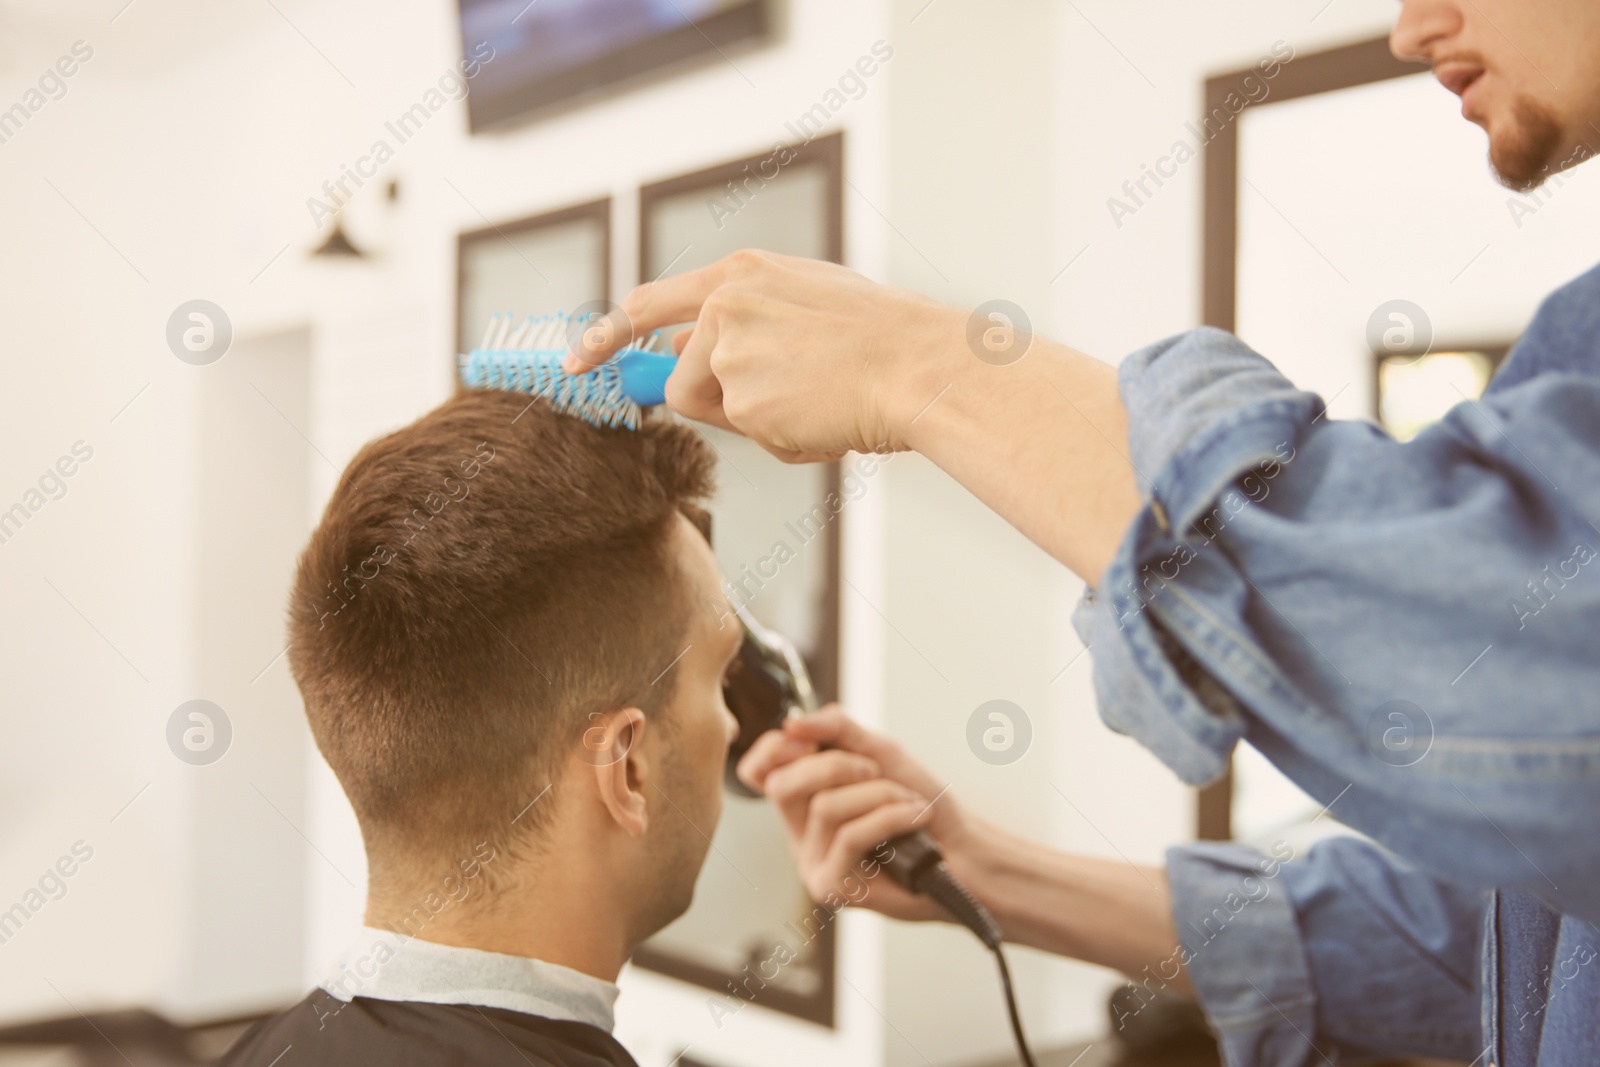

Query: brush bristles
<box><xmin>459</xmin><ymin>312</ymin><xmax>664</xmax><ymax>430</ymax></box>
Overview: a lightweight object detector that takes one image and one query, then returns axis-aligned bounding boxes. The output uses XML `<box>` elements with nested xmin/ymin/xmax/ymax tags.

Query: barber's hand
<box><xmin>736</xmin><ymin>705</ymin><xmax>989</xmax><ymax>924</ymax></box>
<box><xmin>562</xmin><ymin>251</ymin><xmax>964</xmax><ymax>463</ymax></box>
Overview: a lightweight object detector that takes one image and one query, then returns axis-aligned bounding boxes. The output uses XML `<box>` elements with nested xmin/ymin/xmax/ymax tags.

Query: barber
<box><xmin>570</xmin><ymin>3</ymin><xmax>1600</xmax><ymax>1063</ymax></box>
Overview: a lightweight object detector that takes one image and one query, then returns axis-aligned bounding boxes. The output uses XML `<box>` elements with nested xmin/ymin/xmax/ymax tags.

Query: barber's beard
<box><xmin>1490</xmin><ymin>94</ymin><xmax>1569</xmax><ymax>192</ymax></box>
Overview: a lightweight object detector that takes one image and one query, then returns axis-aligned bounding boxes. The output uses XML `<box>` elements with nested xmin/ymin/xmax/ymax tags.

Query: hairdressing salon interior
<box><xmin>2</xmin><ymin>1</ymin><xmax>1596</xmax><ymax>1065</ymax></box>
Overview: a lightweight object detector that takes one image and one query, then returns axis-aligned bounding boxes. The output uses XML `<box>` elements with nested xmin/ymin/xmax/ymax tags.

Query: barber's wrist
<box><xmin>935</xmin><ymin>818</ymin><xmax>1034</xmax><ymax>936</ymax></box>
<box><xmin>944</xmin><ymin>823</ymin><xmax>1123</xmax><ymax>954</ymax></box>
<box><xmin>883</xmin><ymin>304</ymin><xmax>974</xmax><ymax>453</ymax></box>
<box><xmin>950</xmin><ymin>830</ymin><xmax>1187</xmax><ymax>986</ymax></box>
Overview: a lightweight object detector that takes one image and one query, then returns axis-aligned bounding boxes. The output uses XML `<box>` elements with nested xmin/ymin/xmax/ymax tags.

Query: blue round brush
<box><xmin>459</xmin><ymin>312</ymin><xmax>678</xmax><ymax>430</ymax></box>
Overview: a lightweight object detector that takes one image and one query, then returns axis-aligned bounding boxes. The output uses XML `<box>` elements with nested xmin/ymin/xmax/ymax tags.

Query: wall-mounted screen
<box><xmin>459</xmin><ymin>0</ymin><xmax>772</xmax><ymax>131</ymax></box>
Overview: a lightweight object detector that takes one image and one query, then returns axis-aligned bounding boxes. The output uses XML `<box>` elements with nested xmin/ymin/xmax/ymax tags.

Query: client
<box><xmin>223</xmin><ymin>390</ymin><xmax>739</xmax><ymax>1067</ymax></box>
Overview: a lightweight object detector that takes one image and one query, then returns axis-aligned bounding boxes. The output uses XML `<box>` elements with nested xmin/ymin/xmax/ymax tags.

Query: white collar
<box><xmin>320</xmin><ymin>927</ymin><xmax>620</xmax><ymax>1032</ymax></box>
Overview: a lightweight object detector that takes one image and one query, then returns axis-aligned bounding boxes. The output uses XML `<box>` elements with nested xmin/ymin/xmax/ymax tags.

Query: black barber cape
<box><xmin>221</xmin><ymin>989</ymin><xmax>639</xmax><ymax>1067</ymax></box>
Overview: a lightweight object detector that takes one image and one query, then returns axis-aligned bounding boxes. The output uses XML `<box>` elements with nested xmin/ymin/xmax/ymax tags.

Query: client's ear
<box><xmin>584</xmin><ymin>707</ymin><xmax>651</xmax><ymax>837</ymax></box>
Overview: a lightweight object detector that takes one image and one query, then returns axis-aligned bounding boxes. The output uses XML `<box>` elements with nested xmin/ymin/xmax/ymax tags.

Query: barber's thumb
<box><xmin>784</xmin><ymin>704</ymin><xmax>857</xmax><ymax>743</ymax></box>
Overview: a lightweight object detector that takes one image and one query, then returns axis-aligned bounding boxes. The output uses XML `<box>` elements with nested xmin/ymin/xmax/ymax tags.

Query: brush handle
<box><xmin>615</xmin><ymin>350</ymin><xmax>677</xmax><ymax>408</ymax></box>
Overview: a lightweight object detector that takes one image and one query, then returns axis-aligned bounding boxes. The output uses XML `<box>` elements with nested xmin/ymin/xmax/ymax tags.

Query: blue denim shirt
<box><xmin>1075</xmin><ymin>262</ymin><xmax>1600</xmax><ymax>1066</ymax></box>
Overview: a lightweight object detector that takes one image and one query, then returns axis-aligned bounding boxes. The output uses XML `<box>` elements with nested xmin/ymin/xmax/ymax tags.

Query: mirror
<box><xmin>456</xmin><ymin>198</ymin><xmax>611</xmax><ymax>353</ymax></box>
<box><xmin>631</xmin><ymin>135</ymin><xmax>844</xmax><ymax>1026</ymax></box>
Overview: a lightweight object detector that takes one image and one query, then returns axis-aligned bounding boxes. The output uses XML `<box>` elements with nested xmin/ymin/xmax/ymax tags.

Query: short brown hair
<box><xmin>287</xmin><ymin>390</ymin><xmax>716</xmax><ymax>889</ymax></box>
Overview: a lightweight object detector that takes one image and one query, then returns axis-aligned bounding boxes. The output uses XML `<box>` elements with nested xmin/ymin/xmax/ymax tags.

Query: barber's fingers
<box><xmin>737</xmin><ymin>716</ymin><xmax>898</xmax><ymax>795</ymax></box>
<box><xmin>740</xmin><ymin>707</ymin><xmax>873</xmax><ymax>791</ymax></box>
<box><xmin>754</xmin><ymin>443</ymin><xmax>848</xmax><ymax>465</ymax></box>
<box><xmin>735</xmin><ymin>730</ymin><xmax>814</xmax><ymax>794</ymax></box>
<box><xmin>625</xmin><ymin>261</ymin><xmax>737</xmax><ymax>334</ymax></box>
<box><xmin>663</xmin><ymin>307</ymin><xmax>736</xmax><ymax>432</ymax></box>
<box><xmin>760</xmin><ymin>748</ymin><xmax>878</xmax><ymax>805</ymax></box>
<box><xmin>782</xmin><ymin>707</ymin><xmax>945</xmax><ymax>798</ymax></box>
<box><xmin>803</xmin><ymin>798</ymin><xmax>933</xmax><ymax>914</ymax></box>
<box><xmin>566</xmin><ymin>250</ymin><xmax>785</xmax><ymax>371</ymax></box>
<box><xmin>782</xmin><ymin>706</ymin><xmax>883</xmax><ymax>753</ymax></box>
<box><xmin>821</xmin><ymin>801</ymin><xmax>929</xmax><ymax>888</ymax></box>
<box><xmin>764</xmin><ymin>752</ymin><xmax>884</xmax><ymax>836</ymax></box>
<box><xmin>560</xmin><ymin>271</ymin><xmax>715</xmax><ymax>371</ymax></box>
<box><xmin>800</xmin><ymin>780</ymin><xmax>922</xmax><ymax>871</ymax></box>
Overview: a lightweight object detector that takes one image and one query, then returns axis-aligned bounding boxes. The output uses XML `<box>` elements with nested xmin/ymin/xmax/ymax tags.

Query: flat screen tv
<box><xmin>459</xmin><ymin>0</ymin><xmax>772</xmax><ymax>131</ymax></box>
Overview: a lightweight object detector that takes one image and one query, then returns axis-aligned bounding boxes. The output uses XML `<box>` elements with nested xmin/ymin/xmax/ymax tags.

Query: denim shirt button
<box><xmin>1150</xmin><ymin>498</ymin><xmax>1172</xmax><ymax>533</ymax></box>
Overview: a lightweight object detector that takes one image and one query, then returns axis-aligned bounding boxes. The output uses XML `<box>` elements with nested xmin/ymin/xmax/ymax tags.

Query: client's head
<box><xmin>286</xmin><ymin>390</ymin><xmax>738</xmax><ymax>964</ymax></box>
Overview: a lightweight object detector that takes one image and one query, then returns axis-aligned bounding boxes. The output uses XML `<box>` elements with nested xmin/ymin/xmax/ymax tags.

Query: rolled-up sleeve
<box><xmin>1074</xmin><ymin>323</ymin><xmax>1600</xmax><ymax>924</ymax></box>
<box><xmin>1167</xmin><ymin>837</ymin><xmax>1485</xmax><ymax>1066</ymax></box>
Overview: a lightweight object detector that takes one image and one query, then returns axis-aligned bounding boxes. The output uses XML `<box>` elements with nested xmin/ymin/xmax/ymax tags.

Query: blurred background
<box><xmin>1</xmin><ymin>1</ymin><xmax>1596</xmax><ymax>1065</ymax></box>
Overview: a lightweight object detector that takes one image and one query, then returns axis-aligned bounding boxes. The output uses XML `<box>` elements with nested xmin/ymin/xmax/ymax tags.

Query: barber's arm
<box><xmin>741</xmin><ymin>709</ymin><xmax>1488</xmax><ymax>1067</ymax></box>
<box><xmin>591</xmin><ymin>253</ymin><xmax>1600</xmax><ymax>920</ymax></box>
<box><xmin>736</xmin><ymin>708</ymin><xmax>1186</xmax><ymax>987</ymax></box>
<box><xmin>583</xmin><ymin>250</ymin><xmax>1600</xmax><ymax>920</ymax></box>
<box><xmin>566</xmin><ymin>252</ymin><xmax>1141</xmax><ymax>586</ymax></box>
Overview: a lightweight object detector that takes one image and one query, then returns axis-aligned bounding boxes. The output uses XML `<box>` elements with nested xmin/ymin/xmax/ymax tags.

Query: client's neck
<box><xmin>365</xmin><ymin>839</ymin><xmax>636</xmax><ymax>983</ymax></box>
